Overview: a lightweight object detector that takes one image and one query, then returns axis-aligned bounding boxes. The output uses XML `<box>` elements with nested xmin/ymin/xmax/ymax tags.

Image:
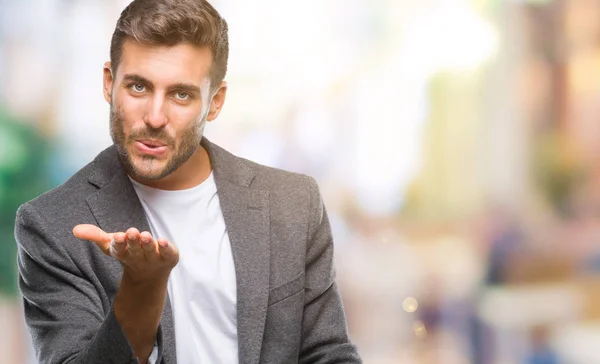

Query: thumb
<box><xmin>73</xmin><ymin>224</ymin><xmax>111</xmax><ymax>245</ymax></box>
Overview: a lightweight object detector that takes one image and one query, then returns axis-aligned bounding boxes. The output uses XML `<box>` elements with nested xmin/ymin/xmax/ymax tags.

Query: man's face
<box><xmin>104</xmin><ymin>39</ymin><xmax>216</xmax><ymax>181</ymax></box>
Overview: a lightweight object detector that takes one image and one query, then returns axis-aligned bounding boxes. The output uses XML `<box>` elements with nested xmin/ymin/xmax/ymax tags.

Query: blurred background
<box><xmin>2</xmin><ymin>0</ymin><xmax>600</xmax><ymax>362</ymax></box>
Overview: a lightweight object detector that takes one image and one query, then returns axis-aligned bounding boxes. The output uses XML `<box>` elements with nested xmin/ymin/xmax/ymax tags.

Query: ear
<box><xmin>103</xmin><ymin>61</ymin><xmax>114</xmax><ymax>104</ymax></box>
<box><xmin>206</xmin><ymin>81</ymin><xmax>227</xmax><ymax>122</ymax></box>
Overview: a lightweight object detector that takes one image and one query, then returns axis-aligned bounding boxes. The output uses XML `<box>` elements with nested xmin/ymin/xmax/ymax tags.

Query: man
<box><xmin>14</xmin><ymin>0</ymin><xmax>361</xmax><ymax>363</ymax></box>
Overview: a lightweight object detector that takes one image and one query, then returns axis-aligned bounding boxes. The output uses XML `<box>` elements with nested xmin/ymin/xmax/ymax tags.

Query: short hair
<box><xmin>110</xmin><ymin>0</ymin><xmax>229</xmax><ymax>89</ymax></box>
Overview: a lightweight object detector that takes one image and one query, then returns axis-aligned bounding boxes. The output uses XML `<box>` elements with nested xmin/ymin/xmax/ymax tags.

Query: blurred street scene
<box><xmin>2</xmin><ymin>0</ymin><xmax>600</xmax><ymax>363</ymax></box>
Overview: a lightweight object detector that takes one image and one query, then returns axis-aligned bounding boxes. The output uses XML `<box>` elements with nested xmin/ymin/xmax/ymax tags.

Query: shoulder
<box><xmin>234</xmin><ymin>154</ymin><xmax>321</xmax><ymax>203</ymax></box>
<box><xmin>16</xmin><ymin>146</ymin><xmax>116</xmax><ymax>231</ymax></box>
<box><xmin>251</xmin><ymin>160</ymin><xmax>314</xmax><ymax>192</ymax></box>
<box><xmin>23</xmin><ymin>160</ymin><xmax>98</xmax><ymax>214</ymax></box>
<box><xmin>233</xmin><ymin>156</ymin><xmax>325</xmax><ymax>229</ymax></box>
<box><xmin>206</xmin><ymin>139</ymin><xmax>320</xmax><ymax>201</ymax></box>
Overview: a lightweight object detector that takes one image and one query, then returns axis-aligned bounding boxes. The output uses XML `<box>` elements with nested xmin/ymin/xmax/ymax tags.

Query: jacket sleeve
<box><xmin>299</xmin><ymin>177</ymin><xmax>362</xmax><ymax>363</ymax></box>
<box><xmin>15</xmin><ymin>203</ymin><xmax>164</xmax><ymax>364</ymax></box>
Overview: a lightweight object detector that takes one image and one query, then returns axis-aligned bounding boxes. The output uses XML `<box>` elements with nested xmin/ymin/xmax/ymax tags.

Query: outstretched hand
<box><xmin>73</xmin><ymin>224</ymin><xmax>179</xmax><ymax>281</ymax></box>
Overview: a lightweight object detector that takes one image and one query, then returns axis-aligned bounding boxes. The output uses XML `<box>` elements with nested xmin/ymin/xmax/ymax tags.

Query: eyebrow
<box><xmin>123</xmin><ymin>74</ymin><xmax>202</xmax><ymax>94</ymax></box>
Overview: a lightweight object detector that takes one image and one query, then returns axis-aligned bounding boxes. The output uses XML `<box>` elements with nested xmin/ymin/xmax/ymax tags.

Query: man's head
<box><xmin>103</xmin><ymin>0</ymin><xmax>228</xmax><ymax>185</ymax></box>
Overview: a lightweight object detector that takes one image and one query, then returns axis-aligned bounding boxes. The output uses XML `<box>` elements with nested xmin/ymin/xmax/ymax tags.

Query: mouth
<box><xmin>134</xmin><ymin>139</ymin><xmax>168</xmax><ymax>156</ymax></box>
<box><xmin>138</xmin><ymin>139</ymin><xmax>167</xmax><ymax>148</ymax></box>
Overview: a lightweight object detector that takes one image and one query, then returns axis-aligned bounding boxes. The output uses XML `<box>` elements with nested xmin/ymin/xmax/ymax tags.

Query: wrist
<box><xmin>121</xmin><ymin>268</ymin><xmax>171</xmax><ymax>287</ymax></box>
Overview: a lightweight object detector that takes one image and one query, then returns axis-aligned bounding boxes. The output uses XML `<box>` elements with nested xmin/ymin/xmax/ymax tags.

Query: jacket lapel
<box><xmin>203</xmin><ymin>139</ymin><xmax>271</xmax><ymax>364</ymax></box>
<box><xmin>85</xmin><ymin>160</ymin><xmax>150</xmax><ymax>235</ymax></box>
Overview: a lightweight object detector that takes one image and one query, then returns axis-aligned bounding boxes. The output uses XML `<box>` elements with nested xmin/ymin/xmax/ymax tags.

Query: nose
<box><xmin>144</xmin><ymin>93</ymin><xmax>168</xmax><ymax>129</ymax></box>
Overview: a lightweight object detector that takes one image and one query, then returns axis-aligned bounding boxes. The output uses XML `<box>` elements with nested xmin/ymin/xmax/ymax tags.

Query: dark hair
<box><xmin>110</xmin><ymin>0</ymin><xmax>229</xmax><ymax>89</ymax></box>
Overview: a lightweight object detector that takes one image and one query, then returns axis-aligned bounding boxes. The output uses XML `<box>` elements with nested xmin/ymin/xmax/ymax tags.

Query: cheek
<box><xmin>171</xmin><ymin>101</ymin><xmax>204</xmax><ymax>119</ymax></box>
<box><xmin>120</xmin><ymin>93</ymin><xmax>146</xmax><ymax>114</ymax></box>
<box><xmin>115</xmin><ymin>94</ymin><xmax>146</xmax><ymax>129</ymax></box>
<box><xmin>170</xmin><ymin>106</ymin><xmax>204</xmax><ymax>132</ymax></box>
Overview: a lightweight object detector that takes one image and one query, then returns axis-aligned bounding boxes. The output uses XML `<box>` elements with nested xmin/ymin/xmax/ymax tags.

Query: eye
<box><xmin>130</xmin><ymin>83</ymin><xmax>146</xmax><ymax>93</ymax></box>
<box><xmin>175</xmin><ymin>92</ymin><xmax>190</xmax><ymax>101</ymax></box>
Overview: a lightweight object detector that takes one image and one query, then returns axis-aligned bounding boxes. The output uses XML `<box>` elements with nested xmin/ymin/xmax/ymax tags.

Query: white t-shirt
<box><xmin>130</xmin><ymin>172</ymin><xmax>238</xmax><ymax>364</ymax></box>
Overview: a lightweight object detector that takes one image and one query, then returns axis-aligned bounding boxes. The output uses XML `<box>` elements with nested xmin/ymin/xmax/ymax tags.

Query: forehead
<box><xmin>118</xmin><ymin>38</ymin><xmax>212</xmax><ymax>86</ymax></box>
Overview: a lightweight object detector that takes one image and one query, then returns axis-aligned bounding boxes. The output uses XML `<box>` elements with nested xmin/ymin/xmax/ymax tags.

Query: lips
<box><xmin>138</xmin><ymin>139</ymin><xmax>167</xmax><ymax>148</ymax></box>
<box><xmin>134</xmin><ymin>140</ymin><xmax>168</xmax><ymax>156</ymax></box>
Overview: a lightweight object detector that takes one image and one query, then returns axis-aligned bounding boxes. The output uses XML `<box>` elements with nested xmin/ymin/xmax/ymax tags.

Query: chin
<box><xmin>129</xmin><ymin>157</ymin><xmax>171</xmax><ymax>181</ymax></box>
<box><xmin>132</xmin><ymin>169</ymin><xmax>170</xmax><ymax>181</ymax></box>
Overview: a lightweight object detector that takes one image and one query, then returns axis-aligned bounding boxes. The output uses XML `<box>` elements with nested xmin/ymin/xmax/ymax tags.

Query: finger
<box><xmin>125</xmin><ymin>228</ymin><xmax>143</xmax><ymax>256</ymax></box>
<box><xmin>158</xmin><ymin>238</ymin><xmax>179</xmax><ymax>262</ymax></box>
<box><xmin>73</xmin><ymin>224</ymin><xmax>111</xmax><ymax>254</ymax></box>
<box><xmin>73</xmin><ymin>224</ymin><xmax>110</xmax><ymax>244</ymax></box>
<box><xmin>110</xmin><ymin>232</ymin><xmax>128</xmax><ymax>259</ymax></box>
<box><xmin>140</xmin><ymin>231</ymin><xmax>158</xmax><ymax>257</ymax></box>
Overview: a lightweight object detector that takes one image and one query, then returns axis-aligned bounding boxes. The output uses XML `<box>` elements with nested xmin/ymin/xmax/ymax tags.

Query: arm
<box><xmin>113</xmin><ymin>268</ymin><xmax>168</xmax><ymax>363</ymax></box>
<box><xmin>109</xmin><ymin>229</ymin><xmax>176</xmax><ymax>364</ymax></box>
<box><xmin>16</xmin><ymin>203</ymin><xmax>176</xmax><ymax>364</ymax></box>
<box><xmin>299</xmin><ymin>177</ymin><xmax>362</xmax><ymax>363</ymax></box>
<box><xmin>16</xmin><ymin>203</ymin><xmax>139</xmax><ymax>364</ymax></box>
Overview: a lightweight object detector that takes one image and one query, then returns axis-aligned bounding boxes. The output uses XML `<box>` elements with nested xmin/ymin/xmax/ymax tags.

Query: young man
<box><xmin>14</xmin><ymin>0</ymin><xmax>360</xmax><ymax>363</ymax></box>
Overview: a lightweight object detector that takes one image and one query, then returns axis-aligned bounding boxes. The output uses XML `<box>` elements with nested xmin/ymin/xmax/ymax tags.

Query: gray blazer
<box><xmin>15</xmin><ymin>138</ymin><xmax>361</xmax><ymax>364</ymax></box>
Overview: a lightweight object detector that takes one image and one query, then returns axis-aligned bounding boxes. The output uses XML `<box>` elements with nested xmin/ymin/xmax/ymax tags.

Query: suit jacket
<box><xmin>15</xmin><ymin>138</ymin><xmax>361</xmax><ymax>364</ymax></box>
